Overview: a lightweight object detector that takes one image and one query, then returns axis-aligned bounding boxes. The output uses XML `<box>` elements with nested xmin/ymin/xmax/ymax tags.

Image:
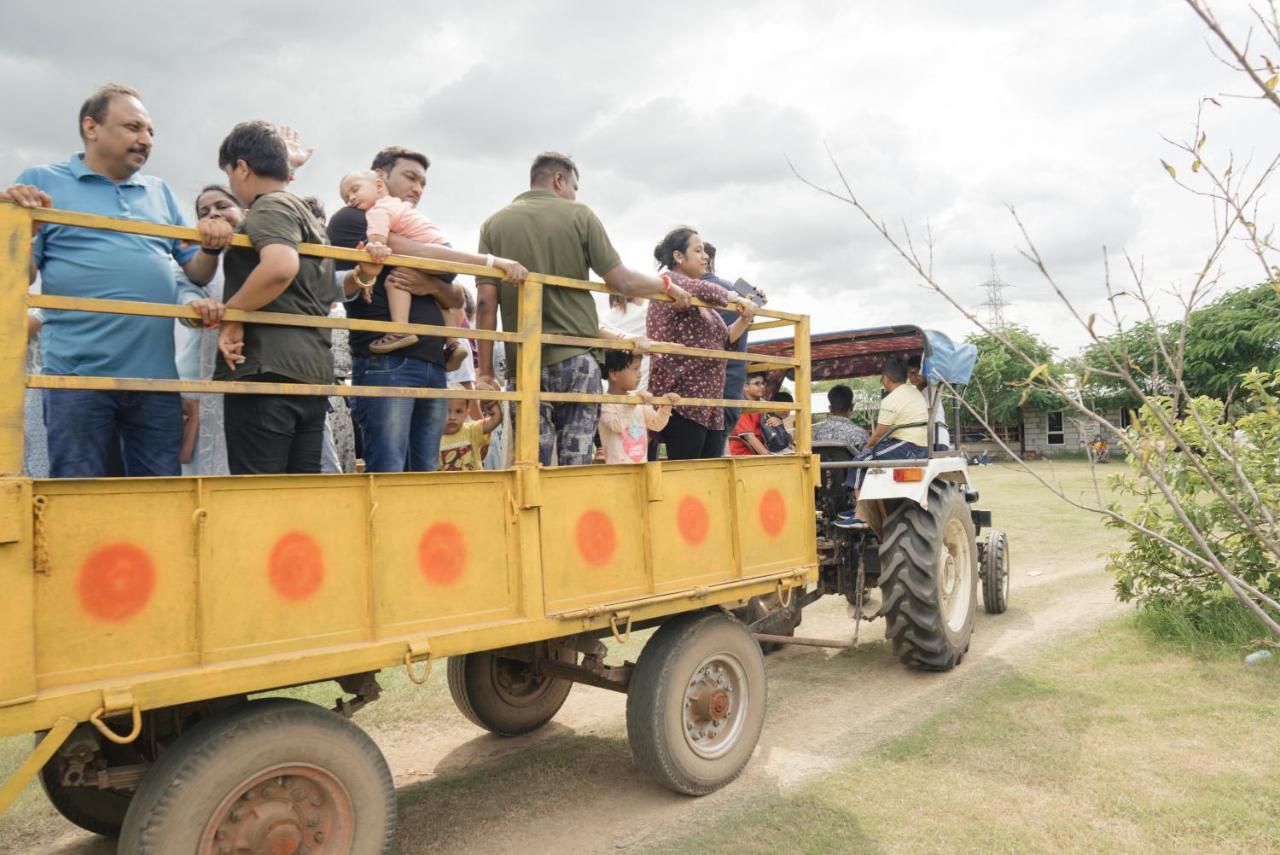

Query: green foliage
<box><xmin>1131</xmin><ymin>597</ymin><xmax>1266</xmax><ymax>658</ymax></box>
<box><xmin>1107</xmin><ymin>369</ymin><xmax>1280</xmax><ymax>637</ymax></box>
<box><xmin>963</xmin><ymin>326</ymin><xmax>1066</xmax><ymax>424</ymax></box>
<box><xmin>1079</xmin><ymin>282</ymin><xmax>1280</xmax><ymax>411</ymax></box>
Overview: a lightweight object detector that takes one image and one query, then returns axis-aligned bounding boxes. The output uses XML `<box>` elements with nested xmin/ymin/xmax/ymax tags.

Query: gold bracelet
<box><xmin>352</xmin><ymin>269</ymin><xmax>374</xmax><ymax>289</ymax></box>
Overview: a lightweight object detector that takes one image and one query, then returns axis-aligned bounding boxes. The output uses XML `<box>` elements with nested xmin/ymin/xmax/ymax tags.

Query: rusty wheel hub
<box><xmin>200</xmin><ymin>765</ymin><xmax>353</xmax><ymax>855</ymax></box>
<box><xmin>682</xmin><ymin>654</ymin><xmax>749</xmax><ymax>760</ymax></box>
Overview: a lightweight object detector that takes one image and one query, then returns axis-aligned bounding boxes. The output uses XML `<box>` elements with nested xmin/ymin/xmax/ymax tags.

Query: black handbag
<box><xmin>760</xmin><ymin>419</ymin><xmax>791</xmax><ymax>453</ymax></box>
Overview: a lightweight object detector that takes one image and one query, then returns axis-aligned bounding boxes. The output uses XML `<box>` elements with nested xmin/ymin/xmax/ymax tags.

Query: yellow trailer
<box><xmin>0</xmin><ymin>204</ymin><xmax>816</xmax><ymax>853</ymax></box>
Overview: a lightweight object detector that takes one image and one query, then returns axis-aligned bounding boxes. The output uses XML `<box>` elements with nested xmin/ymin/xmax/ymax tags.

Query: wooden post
<box><xmin>514</xmin><ymin>279</ymin><xmax>544</xmax><ymax>468</ymax></box>
<box><xmin>0</xmin><ymin>204</ymin><xmax>31</xmax><ymax>476</ymax></box>
<box><xmin>794</xmin><ymin>316</ymin><xmax>812</xmax><ymax>456</ymax></box>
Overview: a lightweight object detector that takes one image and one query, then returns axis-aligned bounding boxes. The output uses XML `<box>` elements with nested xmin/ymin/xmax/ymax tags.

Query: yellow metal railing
<box><xmin>0</xmin><ymin>204</ymin><xmax>811</xmax><ymax>474</ymax></box>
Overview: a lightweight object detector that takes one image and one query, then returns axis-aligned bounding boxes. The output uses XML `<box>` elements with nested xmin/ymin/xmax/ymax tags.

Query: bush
<box><xmin>1107</xmin><ymin>369</ymin><xmax>1280</xmax><ymax>644</ymax></box>
<box><xmin>1131</xmin><ymin>598</ymin><xmax>1264</xmax><ymax>657</ymax></box>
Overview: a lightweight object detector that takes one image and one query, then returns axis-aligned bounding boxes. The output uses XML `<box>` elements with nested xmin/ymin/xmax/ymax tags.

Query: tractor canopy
<box><xmin>749</xmin><ymin>325</ymin><xmax>977</xmax><ymax>385</ymax></box>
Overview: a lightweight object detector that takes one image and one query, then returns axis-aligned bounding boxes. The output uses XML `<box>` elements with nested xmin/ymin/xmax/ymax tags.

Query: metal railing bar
<box><xmin>27</xmin><ymin>294</ymin><xmax>518</xmax><ymax>343</ymax></box>
<box><xmin>25</xmin><ymin>207</ymin><xmax>804</xmax><ymax>322</ymax></box>
<box><xmin>27</xmin><ymin>375</ymin><xmax>521</xmax><ymax>402</ymax></box>
<box><xmin>538</xmin><ymin>333</ymin><xmax>800</xmax><ymax>367</ymax></box>
<box><xmin>539</xmin><ymin>391</ymin><xmax>797</xmax><ymax>411</ymax></box>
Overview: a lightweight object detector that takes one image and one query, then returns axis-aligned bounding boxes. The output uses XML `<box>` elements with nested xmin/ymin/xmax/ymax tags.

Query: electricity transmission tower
<box><xmin>980</xmin><ymin>257</ymin><xmax>1012</xmax><ymax>328</ymax></box>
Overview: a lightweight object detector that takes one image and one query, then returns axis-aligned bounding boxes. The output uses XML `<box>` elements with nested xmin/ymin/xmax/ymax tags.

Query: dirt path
<box><xmin>26</xmin><ymin>555</ymin><xmax>1121</xmax><ymax>855</ymax></box>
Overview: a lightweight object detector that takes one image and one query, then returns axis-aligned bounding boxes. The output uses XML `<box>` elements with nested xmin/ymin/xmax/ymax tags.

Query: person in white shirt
<box><xmin>834</xmin><ymin>357</ymin><xmax>930</xmax><ymax>528</ymax></box>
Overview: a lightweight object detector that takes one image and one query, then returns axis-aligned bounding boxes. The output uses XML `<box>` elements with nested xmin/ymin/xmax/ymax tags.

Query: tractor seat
<box><xmin>812</xmin><ymin>440</ymin><xmax>856</xmax><ymax>517</ymax></box>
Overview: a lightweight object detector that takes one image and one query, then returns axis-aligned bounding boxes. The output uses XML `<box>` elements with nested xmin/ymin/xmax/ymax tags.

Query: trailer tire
<box><xmin>981</xmin><ymin>529</ymin><xmax>1010</xmax><ymax>614</ymax></box>
<box><xmin>448</xmin><ymin>646</ymin><xmax>575</xmax><ymax>736</ymax></box>
<box><xmin>118</xmin><ymin>698</ymin><xmax>394</xmax><ymax>855</ymax></box>
<box><xmin>878</xmin><ymin>480</ymin><xmax>977</xmax><ymax>671</ymax></box>
<box><xmin>626</xmin><ymin>610</ymin><xmax>766</xmax><ymax>796</ymax></box>
<box><xmin>36</xmin><ymin>730</ymin><xmax>133</xmax><ymax>837</ymax></box>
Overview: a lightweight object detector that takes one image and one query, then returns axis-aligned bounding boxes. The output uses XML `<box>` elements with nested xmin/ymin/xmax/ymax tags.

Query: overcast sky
<box><xmin>5</xmin><ymin>1</ymin><xmax>1275</xmax><ymax>355</ymax></box>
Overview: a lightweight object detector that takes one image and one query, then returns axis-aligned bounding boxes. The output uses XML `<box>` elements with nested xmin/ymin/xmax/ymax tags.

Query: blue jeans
<box><xmin>847</xmin><ymin>438</ymin><xmax>928</xmax><ymax>491</ymax></box>
<box><xmin>43</xmin><ymin>387</ymin><xmax>182</xmax><ymax>478</ymax></box>
<box><xmin>351</xmin><ymin>355</ymin><xmax>447</xmax><ymax>473</ymax></box>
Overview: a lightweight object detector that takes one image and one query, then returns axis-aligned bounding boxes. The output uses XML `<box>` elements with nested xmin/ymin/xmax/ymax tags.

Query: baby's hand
<box><xmin>366</xmin><ymin>241</ymin><xmax>391</xmax><ymax>263</ymax></box>
<box><xmin>664</xmin><ymin>393</ymin><xmax>682</xmax><ymax>406</ymax></box>
<box><xmin>637</xmin><ymin>390</ymin><xmax>655</xmax><ymax>404</ymax></box>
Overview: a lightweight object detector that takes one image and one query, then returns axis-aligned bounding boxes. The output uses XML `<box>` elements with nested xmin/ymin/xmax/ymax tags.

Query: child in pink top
<box><xmin>598</xmin><ymin>350</ymin><xmax>678</xmax><ymax>464</ymax></box>
<box><xmin>340</xmin><ymin>170</ymin><xmax>448</xmax><ymax>353</ymax></box>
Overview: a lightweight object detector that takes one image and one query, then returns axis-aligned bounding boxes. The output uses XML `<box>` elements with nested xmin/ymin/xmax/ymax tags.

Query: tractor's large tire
<box><xmin>118</xmin><ymin>698</ymin><xmax>394</xmax><ymax>855</ymax></box>
<box><xmin>626</xmin><ymin>610</ymin><xmax>767</xmax><ymax>796</ymax></box>
<box><xmin>448</xmin><ymin>646</ymin><xmax>575</xmax><ymax>736</ymax></box>
<box><xmin>878</xmin><ymin>481</ymin><xmax>978</xmax><ymax>671</ymax></box>
<box><xmin>981</xmin><ymin>529</ymin><xmax>1010</xmax><ymax>614</ymax></box>
<box><xmin>36</xmin><ymin>729</ymin><xmax>134</xmax><ymax>837</ymax></box>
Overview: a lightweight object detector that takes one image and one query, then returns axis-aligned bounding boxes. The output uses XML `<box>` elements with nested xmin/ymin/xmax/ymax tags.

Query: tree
<box><xmin>1079</xmin><ymin>282</ymin><xmax>1280</xmax><ymax>415</ymax></box>
<box><xmin>963</xmin><ymin>327</ymin><xmax>1065</xmax><ymax>425</ymax></box>
<box><xmin>1179</xmin><ymin>281</ymin><xmax>1280</xmax><ymax>409</ymax></box>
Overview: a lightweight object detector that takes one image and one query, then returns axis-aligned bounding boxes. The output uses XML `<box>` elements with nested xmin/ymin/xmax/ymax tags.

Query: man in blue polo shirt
<box><xmin>2</xmin><ymin>83</ymin><xmax>231</xmax><ymax>478</ymax></box>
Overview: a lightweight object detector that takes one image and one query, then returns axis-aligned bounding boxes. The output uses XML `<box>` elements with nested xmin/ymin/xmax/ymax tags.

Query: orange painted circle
<box><xmin>677</xmin><ymin>495</ymin><xmax>710</xmax><ymax>546</ymax></box>
<box><xmin>419</xmin><ymin>523</ymin><xmax>467</xmax><ymax>586</ymax></box>
<box><xmin>759</xmin><ymin>489</ymin><xmax>787</xmax><ymax>537</ymax></box>
<box><xmin>268</xmin><ymin>532</ymin><xmax>325</xmax><ymax>601</ymax></box>
<box><xmin>576</xmin><ymin>509</ymin><xmax>617</xmax><ymax>567</ymax></box>
<box><xmin>78</xmin><ymin>543</ymin><xmax>156</xmax><ymax>622</ymax></box>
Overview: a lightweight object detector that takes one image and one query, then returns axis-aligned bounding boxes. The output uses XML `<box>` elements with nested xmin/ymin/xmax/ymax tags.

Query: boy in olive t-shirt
<box><xmin>215</xmin><ymin>121</ymin><xmax>334</xmax><ymax>474</ymax></box>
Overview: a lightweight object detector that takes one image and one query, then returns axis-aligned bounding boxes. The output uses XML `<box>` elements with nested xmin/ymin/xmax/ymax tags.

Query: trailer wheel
<box><xmin>878</xmin><ymin>481</ymin><xmax>977</xmax><ymax>671</ymax></box>
<box><xmin>118</xmin><ymin>698</ymin><xmax>394</xmax><ymax>855</ymax></box>
<box><xmin>448</xmin><ymin>645</ymin><xmax>575</xmax><ymax>736</ymax></box>
<box><xmin>981</xmin><ymin>529</ymin><xmax>1010</xmax><ymax>614</ymax></box>
<box><xmin>36</xmin><ymin>729</ymin><xmax>134</xmax><ymax>837</ymax></box>
<box><xmin>626</xmin><ymin>610</ymin><xmax>766</xmax><ymax>795</ymax></box>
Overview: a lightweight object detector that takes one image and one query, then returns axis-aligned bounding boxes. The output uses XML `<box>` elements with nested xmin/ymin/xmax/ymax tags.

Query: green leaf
<box><xmin>1161</xmin><ymin>159</ymin><xmax>1177</xmax><ymax>179</ymax></box>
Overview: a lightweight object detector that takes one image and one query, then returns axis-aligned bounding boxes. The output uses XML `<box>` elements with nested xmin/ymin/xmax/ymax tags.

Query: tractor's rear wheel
<box><xmin>878</xmin><ymin>481</ymin><xmax>977</xmax><ymax>671</ymax></box>
<box><xmin>117</xmin><ymin>698</ymin><xmax>394</xmax><ymax>854</ymax></box>
<box><xmin>981</xmin><ymin>529</ymin><xmax>1010</xmax><ymax>614</ymax></box>
<box><xmin>448</xmin><ymin>645</ymin><xmax>575</xmax><ymax>736</ymax></box>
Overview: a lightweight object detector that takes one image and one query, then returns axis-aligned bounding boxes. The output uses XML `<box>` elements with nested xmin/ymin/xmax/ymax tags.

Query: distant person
<box><xmin>835</xmin><ymin>357</ymin><xmax>929</xmax><ymax>529</ymax></box>
<box><xmin>907</xmin><ymin>356</ymin><xmax>951</xmax><ymax>449</ymax></box>
<box><xmin>475</xmin><ymin>152</ymin><xmax>692</xmax><ymax>466</ymax></box>
<box><xmin>648</xmin><ymin>226</ymin><xmax>756</xmax><ymax>459</ymax></box>
<box><xmin>812</xmin><ymin>384</ymin><xmax>869</xmax><ymax>453</ymax></box>
<box><xmin>327</xmin><ymin>145</ymin><xmax>526</xmax><ymax>474</ymax></box>
<box><xmin>2</xmin><ymin>83</ymin><xmax>230</xmax><ymax>477</ymax></box>
<box><xmin>598</xmin><ymin>349</ymin><xmax>675</xmax><ymax>464</ymax></box>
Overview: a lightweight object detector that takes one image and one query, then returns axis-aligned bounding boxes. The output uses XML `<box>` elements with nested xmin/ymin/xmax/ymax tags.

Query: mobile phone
<box><xmin>731</xmin><ymin>277</ymin><xmax>767</xmax><ymax>305</ymax></box>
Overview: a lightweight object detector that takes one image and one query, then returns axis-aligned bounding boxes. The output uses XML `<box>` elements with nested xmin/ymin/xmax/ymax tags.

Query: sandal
<box><xmin>369</xmin><ymin>333</ymin><xmax>419</xmax><ymax>354</ymax></box>
<box><xmin>444</xmin><ymin>339</ymin><xmax>468</xmax><ymax>372</ymax></box>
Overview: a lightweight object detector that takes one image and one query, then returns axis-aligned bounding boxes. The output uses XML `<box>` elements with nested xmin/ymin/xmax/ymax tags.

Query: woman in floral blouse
<box><xmin>646</xmin><ymin>227</ymin><xmax>757</xmax><ymax>459</ymax></box>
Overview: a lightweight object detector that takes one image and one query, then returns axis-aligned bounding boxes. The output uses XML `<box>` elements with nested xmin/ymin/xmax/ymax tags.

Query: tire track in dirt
<box><xmin>24</xmin><ymin>562</ymin><xmax>1121</xmax><ymax>855</ymax></box>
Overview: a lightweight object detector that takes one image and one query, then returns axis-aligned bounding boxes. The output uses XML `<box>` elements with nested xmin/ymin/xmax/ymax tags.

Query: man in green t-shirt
<box><xmin>214</xmin><ymin>121</ymin><xmax>337</xmax><ymax>474</ymax></box>
<box><xmin>475</xmin><ymin>152</ymin><xmax>693</xmax><ymax>466</ymax></box>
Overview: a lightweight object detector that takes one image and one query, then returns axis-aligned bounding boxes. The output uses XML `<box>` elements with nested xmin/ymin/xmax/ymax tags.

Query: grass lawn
<box><xmin>663</xmin><ymin>617</ymin><xmax>1280</xmax><ymax>854</ymax></box>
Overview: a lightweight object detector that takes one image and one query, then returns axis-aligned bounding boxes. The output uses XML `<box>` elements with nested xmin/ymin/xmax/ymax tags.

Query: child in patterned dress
<box><xmin>598</xmin><ymin>350</ymin><xmax>678</xmax><ymax>464</ymax></box>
